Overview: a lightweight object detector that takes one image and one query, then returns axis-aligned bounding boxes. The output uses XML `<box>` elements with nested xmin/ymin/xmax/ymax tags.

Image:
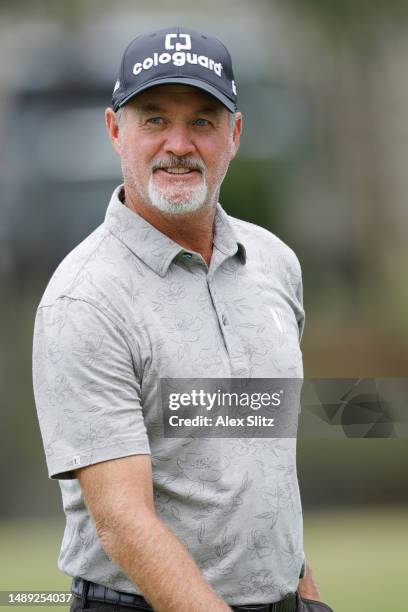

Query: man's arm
<box><xmin>298</xmin><ymin>561</ymin><xmax>321</xmax><ymax>601</ymax></box>
<box><xmin>76</xmin><ymin>455</ymin><xmax>231</xmax><ymax>612</ymax></box>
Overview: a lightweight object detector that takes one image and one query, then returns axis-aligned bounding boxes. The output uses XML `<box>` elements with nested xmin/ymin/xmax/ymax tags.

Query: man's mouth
<box><xmin>154</xmin><ymin>166</ymin><xmax>203</xmax><ymax>181</ymax></box>
<box><xmin>158</xmin><ymin>167</ymin><xmax>199</xmax><ymax>175</ymax></box>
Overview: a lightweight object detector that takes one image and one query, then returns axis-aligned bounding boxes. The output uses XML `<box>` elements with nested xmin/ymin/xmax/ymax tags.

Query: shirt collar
<box><xmin>104</xmin><ymin>185</ymin><xmax>247</xmax><ymax>276</ymax></box>
<box><xmin>213</xmin><ymin>202</ymin><xmax>247</xmax><ymax>265</ymax></box>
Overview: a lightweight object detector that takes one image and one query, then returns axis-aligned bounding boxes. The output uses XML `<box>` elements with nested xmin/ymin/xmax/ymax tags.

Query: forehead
<box><xmin>129</xmin><ymin>84</ymin><xmax>226</xmax><ymax>113</ymax></box>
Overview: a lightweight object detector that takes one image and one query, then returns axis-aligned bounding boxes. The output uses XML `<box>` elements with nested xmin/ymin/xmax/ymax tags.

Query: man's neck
<box><xmin>122</xmin><ymin>186</ymin><xmax>217</xmax><ymax>267</ymax></box>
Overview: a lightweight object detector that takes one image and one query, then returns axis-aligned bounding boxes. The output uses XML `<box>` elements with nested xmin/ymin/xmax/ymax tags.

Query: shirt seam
<box><xmin>50</xmin><ymin>438</ymin><xmax>151</xmax><ymax>460</ymax></box>
<box><xmin>37</xmin><ymin>296</ymin><xmax>142</xmax><ymax>380</ymax></box>
<box><xmin>39</xmin><ymin>228</ymin><xmax>110</xmax><ymax>303</ymax></box>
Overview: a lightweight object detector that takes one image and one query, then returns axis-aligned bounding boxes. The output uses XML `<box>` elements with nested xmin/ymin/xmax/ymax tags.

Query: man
<box><xmin>33</xmin><ymin>26</ymin><xmax>332</xmax><ymax>612</ymax></box>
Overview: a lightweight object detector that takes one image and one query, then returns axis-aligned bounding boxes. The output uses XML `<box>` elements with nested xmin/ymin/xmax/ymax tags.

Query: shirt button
<box><xmin>182</xmin><ymin>252</ymin><xmax>193</xmax><ymax>259</ymax></box>
<box><xmin>222</xmin><ymin>313</ymin><xmax>228</xmax><ymax>326</ymax></box>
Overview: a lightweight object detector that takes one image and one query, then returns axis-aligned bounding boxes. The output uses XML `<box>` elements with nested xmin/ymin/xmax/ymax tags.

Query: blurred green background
<box><xmin>1</xmin><ymin>1</ymin><xmax>407</xmax><ymax>611</ymax></box>
<box><xmin>2</xmin><ymin>508</ymin><xmax>407</xmax><ymax>611</ymax></box>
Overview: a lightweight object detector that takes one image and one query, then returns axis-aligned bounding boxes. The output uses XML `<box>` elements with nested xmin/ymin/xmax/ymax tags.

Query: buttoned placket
<box><xmin>207</xmin><ymin>246</ymin><xmax>250</xmax><ymax>377</ymax></box>
<box><xmin>175</xmin><ymin>247</ymin><xmax>249</xmax><ymax>377</ymax></box>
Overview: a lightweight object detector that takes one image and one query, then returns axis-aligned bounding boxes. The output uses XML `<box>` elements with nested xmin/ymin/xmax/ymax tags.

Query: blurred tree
<box><xmin>282</xmin><ymin>0</ymin><xmax>408</xmax><ymax>37</ymax></box>
<box><xmin>279</xmin><ymin>0</ymin><xmax>408</xmax><ymax>337</ymax></box>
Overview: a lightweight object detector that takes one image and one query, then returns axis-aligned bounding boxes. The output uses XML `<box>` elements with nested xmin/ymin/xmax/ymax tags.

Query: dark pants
<box><xmin>70</xmin><ymin>592</ymin><xmax>334</xmax><ymax>612</ymax></box>
<box><xmin>70</xmin><ymin>594</ymin><xmax>152</xmax><ymax>611</ymax></box>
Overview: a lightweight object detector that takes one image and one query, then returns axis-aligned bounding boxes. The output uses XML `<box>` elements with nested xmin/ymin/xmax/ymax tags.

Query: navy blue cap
<box><xmin>112</xmin><ymin>26</ymin><xmax>237</xmax><ymax>113</ymax></box>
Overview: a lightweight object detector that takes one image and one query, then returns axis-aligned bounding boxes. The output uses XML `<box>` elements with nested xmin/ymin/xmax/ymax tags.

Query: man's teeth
<box><xmin>163</xmin><ymin>167</ymin><xmax>193</xmax><ymax>174</ymax></box>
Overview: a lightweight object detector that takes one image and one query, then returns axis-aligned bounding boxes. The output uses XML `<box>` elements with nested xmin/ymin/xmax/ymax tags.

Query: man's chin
<box><xmin>151</xmin><ymin>199</ymin><xmax>205</xmax><ymax>215</ymax></box>
<box><xmin>148</xmin><ymin>186</ymin><xmax>208</xmax><ymax>215</ymax></box>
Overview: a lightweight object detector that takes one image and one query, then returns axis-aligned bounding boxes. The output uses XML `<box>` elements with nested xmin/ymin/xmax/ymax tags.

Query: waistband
<box><xmin>71</xmin><ymin>577</ymin><xmax>297</xmax><ymax>611</ymax></box>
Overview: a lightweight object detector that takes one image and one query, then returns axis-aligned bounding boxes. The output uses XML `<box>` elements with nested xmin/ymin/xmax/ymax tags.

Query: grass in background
<box><xmin>0</xmin><ymin>518</ymin><xmax>70</xmax><ymax>611</ymax></box>
<box><xmin>303</xmin><ymin>508</ymin><xmax>407</xmax><ymax>611</ymax></box>
<box><xmin>1</xmin><ymin>508</ymin><xmax>407</xmax><ymax>611</ymax></box>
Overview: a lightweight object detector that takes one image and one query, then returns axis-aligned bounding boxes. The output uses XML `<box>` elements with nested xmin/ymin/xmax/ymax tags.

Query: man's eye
<box><xmin>147</xmin><ymin>117</ymin><xmax>164</xmax><ymax>125</ymax></box>
<box><xmin>194</xmin><ymin>118</ymin><xmax>210</xmax><ymax>127</ymax></box>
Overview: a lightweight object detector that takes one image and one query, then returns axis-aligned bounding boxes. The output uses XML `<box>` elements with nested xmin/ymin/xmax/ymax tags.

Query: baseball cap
<box><xmin>112</xmin><ymin>26</ymin><xmax>237</xmax><ymax>113</ymax></box>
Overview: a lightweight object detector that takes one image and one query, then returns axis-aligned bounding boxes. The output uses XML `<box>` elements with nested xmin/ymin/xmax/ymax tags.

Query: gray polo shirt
<box><xmin>32</xmin><ymin>185</ymin><xmax>306</xmax><ymax>606</ymax></box>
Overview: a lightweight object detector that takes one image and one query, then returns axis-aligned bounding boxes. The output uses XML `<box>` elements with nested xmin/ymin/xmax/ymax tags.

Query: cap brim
<box><xmin>115</xmin><ymin>76</ymin><xmax>236</xmax><ymax>112</ymax></box>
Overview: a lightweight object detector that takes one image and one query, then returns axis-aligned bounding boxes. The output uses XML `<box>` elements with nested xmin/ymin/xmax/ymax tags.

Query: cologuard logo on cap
<box><xmin>112</xmin><ymin>26</ymin><xmax>238</xmax><ymax>113</ymax></box>
<box><xmin>132</xmin><ymin>33</ymin><xmax>224</xmax><ymax>78</ymax></box>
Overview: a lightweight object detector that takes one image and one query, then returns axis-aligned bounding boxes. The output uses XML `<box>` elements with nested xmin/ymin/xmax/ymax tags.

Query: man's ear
<box><xmin>105</xmin><ymin>107</ymin><xmax>123</xmax><ymax>157</ymax></box>
<box><xmin>230</xmin><ymin>111</ymin><xmax>243</xmax><ymax>160</ymax></box>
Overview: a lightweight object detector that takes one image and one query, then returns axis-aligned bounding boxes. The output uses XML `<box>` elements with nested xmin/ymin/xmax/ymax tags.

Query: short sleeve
<box><xmin>285</xmin><ymin>248</ymin><xmax>305</xmax><ymax>342</ymax></box>
<box><xmin>32</xmin><ymin>297</ymin><xmax>150</xmax><ymax>479</ymax></box>
<box><xmin>296</xmin><ymin>272</ymin><xmax>305</xmax><ymax>342</ymax></box>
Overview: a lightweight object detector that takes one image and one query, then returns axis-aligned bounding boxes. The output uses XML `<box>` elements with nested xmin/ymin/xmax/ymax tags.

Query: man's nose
<box><xmin>163</xmin><ymin>124</ymin><xmax>196</xmax><ymax>157</ymax></box>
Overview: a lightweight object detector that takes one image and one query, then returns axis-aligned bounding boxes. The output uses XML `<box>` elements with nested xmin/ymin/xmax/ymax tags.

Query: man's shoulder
<box><xmin>228</xmin><ymin>214</ymin><xmax>301</xmax><ymax>268</ymax></box>
<box><xmin>37</xmin><ymin>222</ymin><xmax>129</xmax><ymax>310</ymax></box>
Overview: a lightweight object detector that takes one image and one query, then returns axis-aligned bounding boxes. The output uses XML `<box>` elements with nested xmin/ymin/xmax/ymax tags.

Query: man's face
<box><xmin>106</xmin><ymin>84</ymin><xmax>242</xmax><ymax>215</ymax></box>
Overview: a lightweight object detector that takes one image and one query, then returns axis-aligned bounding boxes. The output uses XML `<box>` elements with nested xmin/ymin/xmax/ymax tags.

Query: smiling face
<box><xmin>106</xmin><ymin>84</ymin><xmax>242</xmax><ymax>216</ymax></box>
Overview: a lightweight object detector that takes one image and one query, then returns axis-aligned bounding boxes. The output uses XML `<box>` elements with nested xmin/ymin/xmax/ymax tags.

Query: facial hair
<box><xmin>147</xmin><ymin>155</ymin><xmax>208</xmax><ymax>215</ymax></box>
